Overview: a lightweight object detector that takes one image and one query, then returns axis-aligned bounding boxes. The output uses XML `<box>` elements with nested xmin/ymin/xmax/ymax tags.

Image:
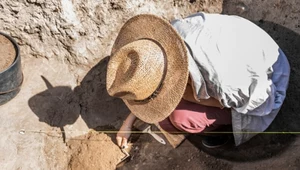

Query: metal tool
<box><xmin>120</xmin><ymin>149</ymin><xmax>130</xmax><ymax>162</ymax></box>
<box><xmin>116</xmin><ymin>148</ymin><xmax>131</xmax><ymax>167</ymax></box>
<box><xmin>142</xmin><ymin>125</ymin><xmax>166</xmax><ymax>145</ymax></box>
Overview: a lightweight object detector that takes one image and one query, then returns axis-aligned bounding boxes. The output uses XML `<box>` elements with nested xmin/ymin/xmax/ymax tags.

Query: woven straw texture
<box><xmin>107</xmin><ymin>14</ymin><xmax>189</xmax><ymax>123</ymax></box>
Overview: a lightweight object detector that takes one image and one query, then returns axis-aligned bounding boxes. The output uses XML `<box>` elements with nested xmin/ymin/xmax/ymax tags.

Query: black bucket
<box><xmin>0</xmin><ymin>32</ymin><xmax>23</xmax><ymax>105</ymax></box>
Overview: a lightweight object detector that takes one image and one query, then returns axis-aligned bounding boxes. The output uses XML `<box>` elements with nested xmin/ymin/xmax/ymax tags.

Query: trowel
<box><xmin>133</xmin><ymin>119</ymin><xmax>166</xmax><ymax>145</ymax></box>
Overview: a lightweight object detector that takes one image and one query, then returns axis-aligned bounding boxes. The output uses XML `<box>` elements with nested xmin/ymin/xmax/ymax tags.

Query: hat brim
<box><xmin>111</xmin><ymin>14</ymin><xmax>189</xmax><ymax>123</ymax></box>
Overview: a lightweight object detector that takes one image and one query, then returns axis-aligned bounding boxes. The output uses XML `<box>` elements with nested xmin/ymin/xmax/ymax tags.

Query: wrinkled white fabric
<box><xmin>171</xmin><ymin>12</ymin><xmax>290</xmax><ymax>145</ymax></box>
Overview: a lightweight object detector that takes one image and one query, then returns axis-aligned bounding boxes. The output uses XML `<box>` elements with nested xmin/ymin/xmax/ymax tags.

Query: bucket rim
<box><xmin>0</xmin><ymin>31</ymin><xmax>20</xmax><ymax>75</ymax></box>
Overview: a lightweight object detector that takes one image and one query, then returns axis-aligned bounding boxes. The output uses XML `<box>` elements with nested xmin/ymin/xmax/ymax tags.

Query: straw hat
<box><xmin>106</xmin><ymin>14</ymin><xmax>189</xmax><ymax>123</ymax></box>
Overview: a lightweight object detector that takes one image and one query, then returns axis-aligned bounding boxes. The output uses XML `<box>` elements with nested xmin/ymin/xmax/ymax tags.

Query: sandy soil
<box><xmin>0</xmin><ymin>34</ymin><xmax>15</xmax><ymax>72</ymax></box>
<box><xmin>67</xmin><ymin>131</ymin><xmax>124</xmax><ymax>170</ymax></box>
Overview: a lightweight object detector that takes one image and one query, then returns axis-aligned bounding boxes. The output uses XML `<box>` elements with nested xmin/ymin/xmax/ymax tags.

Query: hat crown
<box><xmin>107</xmin><ymin>39</ymin><xmax>165</xmax><ymax>101</ymax></box>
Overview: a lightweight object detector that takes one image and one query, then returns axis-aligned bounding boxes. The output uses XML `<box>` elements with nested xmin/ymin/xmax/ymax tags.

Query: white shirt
<box><xmin>171</xmin><ymin>12</ymin><xmax>290</xmax><ymax>145</ymax></box>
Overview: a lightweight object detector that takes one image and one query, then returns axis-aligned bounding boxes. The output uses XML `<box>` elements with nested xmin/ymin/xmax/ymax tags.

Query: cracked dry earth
<box><xmin>1</xmin><ymin>0</ymin><xmax>300</xmax><ymax>170</ymax></box>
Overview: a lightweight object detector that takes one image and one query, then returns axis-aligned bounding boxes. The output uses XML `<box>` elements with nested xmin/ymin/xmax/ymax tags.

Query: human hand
<box><xmin>116</xmin><ymin>123</ymin><xmax>132</xmax><ymax>148</ymax></box>
<box><xmin>116</xmin><ymin>113</ymin><xmax>136</xmax><ymax>148</ymax></box>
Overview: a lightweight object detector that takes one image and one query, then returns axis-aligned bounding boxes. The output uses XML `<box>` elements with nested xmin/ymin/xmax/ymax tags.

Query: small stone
<box><xmin>236</xmin><ymin>2</ymin><xmax>248</xmax><ymax>14</ymax></box>
<box><xmin>19</xmin><ymin>129</ymin><xmax>25</xmax><ymax>134</ymax></box>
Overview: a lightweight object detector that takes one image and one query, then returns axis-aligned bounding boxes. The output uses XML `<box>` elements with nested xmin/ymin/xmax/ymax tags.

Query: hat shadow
<box><xmin>28</xmin><ymin>57</ymin><xmax>130</xmax><ymax>142</ymax></box>
<box><xmin>73</xmin><ymin>57</ymin><xmax>130</xmax><ymax>130</ymax></box>
<box><xmin>28</xmin><ymin>76</ymin><xmax>80</xmax><ymax>143</ymax></box>
<box><xmin>187</xmin><ymin>1</ymin><xmax>300</xmax><ymax>162</ymax></box>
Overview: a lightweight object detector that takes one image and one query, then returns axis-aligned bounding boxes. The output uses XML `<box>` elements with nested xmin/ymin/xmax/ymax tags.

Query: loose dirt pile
<box><xmin>67</xmin><ymin>131</ymin><xmax>124</xmax><ymax>170</ymax></box>
<box><xmin>0</xmin><ymin>34</ymin><xmax>15</xmax><ymax>71</ymax></box>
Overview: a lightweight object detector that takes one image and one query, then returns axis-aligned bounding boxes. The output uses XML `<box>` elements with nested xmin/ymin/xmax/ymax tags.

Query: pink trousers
<box><xmin>159</xmin><ymin>99</ymin><xmax>232</xmax><ymax>133</ymax></box>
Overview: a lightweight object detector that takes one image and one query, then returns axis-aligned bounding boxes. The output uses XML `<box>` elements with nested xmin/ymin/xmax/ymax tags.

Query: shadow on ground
<box><xmin>28</xmin><ymin>76</ymin><xmax>80</xmax><ymax>143</ymax></box>
<box><xmin>28</xmin><ymin>57</ymin><xmax>129</xmax><ymax>143</ymax></box>
<box><xmin>73</xmin><ymin>57</ymin><xmax>129</xmax><ymax>130</ymax></box>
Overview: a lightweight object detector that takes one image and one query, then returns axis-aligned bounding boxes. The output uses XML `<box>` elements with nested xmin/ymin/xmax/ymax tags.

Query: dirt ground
<box><xmin>1</xmin><ymin>0</ymin><xmax>300</xmax><ymax>170</ymax></box>
<box><xmin>67</xmin><ymin>131</ymin><xmax>124</xmax><ymax>170</ymax></box>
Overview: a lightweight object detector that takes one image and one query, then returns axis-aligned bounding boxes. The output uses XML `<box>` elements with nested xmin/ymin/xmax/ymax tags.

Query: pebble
<box><xmin>19</xmin><ymin>129</ymin><xmax>25</xmax><ymax>134</ymax></box>
<box><xmin>236</xmin><ymin>2</ymin><xmax>248</xmax><ymax>13</ymax></box>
